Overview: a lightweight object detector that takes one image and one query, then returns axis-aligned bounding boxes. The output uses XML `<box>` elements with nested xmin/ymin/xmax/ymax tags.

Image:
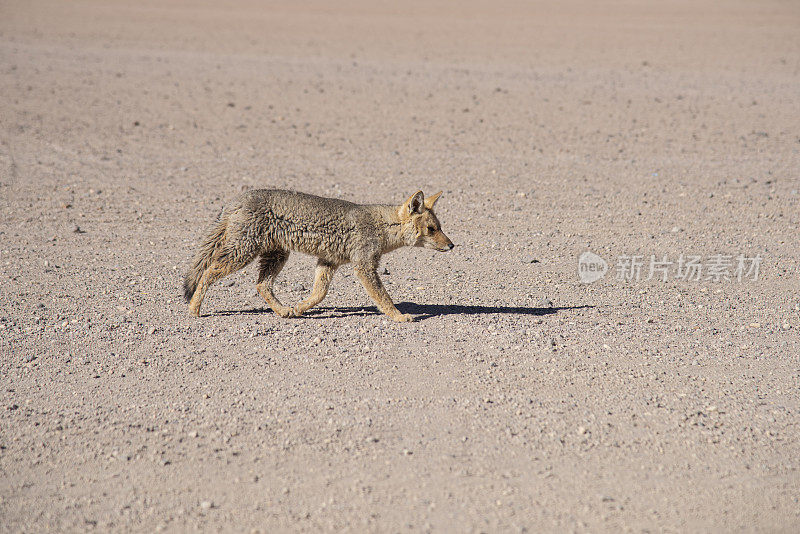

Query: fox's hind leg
<box><xmin>256</xmin><ymin>250</ymin><xmax>292</xmax><ymax>318</ymax></box>
<box><xmin>290</xmin><ymin>260</ymin><xmax>337</xmax><ymax>317</ymax></box>
<box><xmin>189</xmin><ymin>253</ymin><xmax>256</xmax><ymax>317</ymax></box>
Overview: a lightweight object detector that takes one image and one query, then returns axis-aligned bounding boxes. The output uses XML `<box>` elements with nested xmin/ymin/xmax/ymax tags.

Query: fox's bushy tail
<box><xmin>183</xmin><ymin>213</ymin><xmax>227</xmax><ymax>302</ymax></box>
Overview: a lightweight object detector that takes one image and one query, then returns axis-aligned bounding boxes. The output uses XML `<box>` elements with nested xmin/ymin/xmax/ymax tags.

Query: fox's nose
<box><xmin>447</xmin><ymin>243</ymin><xmax>454</xmax><ymax>250</ymax></box>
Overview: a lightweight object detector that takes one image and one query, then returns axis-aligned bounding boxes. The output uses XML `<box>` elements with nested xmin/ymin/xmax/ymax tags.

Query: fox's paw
<box><xmin>288</xmin><ymin>307</ymin><xmax>305</xmax><ymax>318</ymax></box>
<box><xmin>392</xmin><ymin>313</ymin><xmax>415</xmax><ymax>323</ymax></box>
<box><xmin>189</xmin><ymin>306</ymin><xmax>201</xmax><ymax>318</ymax></box>
<box><xmin>274</xmin><ymin>307</ymin><xmax>293</xmax><ymax>318</ymax></box>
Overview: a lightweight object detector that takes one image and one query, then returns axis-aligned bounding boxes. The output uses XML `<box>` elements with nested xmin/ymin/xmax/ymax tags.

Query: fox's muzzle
<box><xmin>437</xmin><ymin>234</ymin><xmax>454</xmax><ymax>251</ymax></box>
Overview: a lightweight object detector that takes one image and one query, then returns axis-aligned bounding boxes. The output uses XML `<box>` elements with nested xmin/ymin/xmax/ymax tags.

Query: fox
<box><xmin>183</xmin><ymin>189</ymin><xmax>454</xmax><ymax>322</ymax></box>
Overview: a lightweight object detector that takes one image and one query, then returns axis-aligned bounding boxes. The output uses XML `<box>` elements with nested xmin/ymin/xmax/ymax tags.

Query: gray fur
<box><xmin>184</xmin><ymin>189</ymin><xmax>453</xmax><ymax>322</ymax></box>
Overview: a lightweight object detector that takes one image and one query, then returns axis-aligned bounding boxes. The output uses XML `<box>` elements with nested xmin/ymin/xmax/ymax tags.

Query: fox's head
<box><xmin>398</xmin><ymin>191</ymin><xmax>454</xmax><ymax>252</ymax></box>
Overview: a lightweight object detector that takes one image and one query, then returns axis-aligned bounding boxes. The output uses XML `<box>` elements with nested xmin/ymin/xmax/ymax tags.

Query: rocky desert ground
<box><xmin>1</xmin><ymin>0</ymin><xmax>799</xmax><ymax>531</ymax></box>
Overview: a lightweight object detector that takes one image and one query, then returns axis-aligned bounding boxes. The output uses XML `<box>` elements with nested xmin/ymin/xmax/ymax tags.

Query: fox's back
<box><xmin>229</xmin><ymin>189</ymin><xmax>374</xmax><ymax>261</ymax></box>
<box><xmin>243</xmin><ymin>189</ymin><xmax>357</xmax><ymax>219</ymax></box>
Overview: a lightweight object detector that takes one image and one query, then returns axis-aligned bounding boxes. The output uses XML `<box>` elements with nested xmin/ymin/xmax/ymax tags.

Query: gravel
<box><xmin>1</xmin><ymin>0</ymin><xmax>798</xmax><ymax>532</ymax></box>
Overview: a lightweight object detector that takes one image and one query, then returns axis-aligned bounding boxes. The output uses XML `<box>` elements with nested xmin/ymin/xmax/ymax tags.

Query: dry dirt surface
<box><xmin>1</xmin><ymin>0</ymin><xmax>799</xmax><ymax>531</ymax></box>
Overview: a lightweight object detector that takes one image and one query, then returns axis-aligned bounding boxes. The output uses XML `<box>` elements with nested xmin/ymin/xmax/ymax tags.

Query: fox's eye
<box><xmin>427</xmin><ymin>226</ymin><xmax>436</xmax><ymax>233</ymax></box>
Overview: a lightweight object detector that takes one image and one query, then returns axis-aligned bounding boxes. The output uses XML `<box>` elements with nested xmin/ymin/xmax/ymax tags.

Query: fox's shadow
<box><xmin>210</xmin><ymin>303</ymin><xmax>591</xmax><ymax>321</ymax></box>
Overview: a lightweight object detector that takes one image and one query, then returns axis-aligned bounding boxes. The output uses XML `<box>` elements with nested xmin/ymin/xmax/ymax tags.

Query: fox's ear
<box><xmin>402</xmin><ymin>191</ymin><xmax>425</xmax><ymax>216</ymax></box>
<box><xmin>424</xmin><ymin>191</ymin><xmax>442</xmax><ymax>209</ymax></box>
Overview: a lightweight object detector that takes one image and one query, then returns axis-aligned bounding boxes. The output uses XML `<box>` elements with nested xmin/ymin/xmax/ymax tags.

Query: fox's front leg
<box><xmin>290</xmin><ymin>260</ymin><xmax>337</xmax><ymax>317</ymax></box>
<box><xmin>353</xmin><ymin>263</ymin><xmax>413</xmax><ymax>322</ymax></box>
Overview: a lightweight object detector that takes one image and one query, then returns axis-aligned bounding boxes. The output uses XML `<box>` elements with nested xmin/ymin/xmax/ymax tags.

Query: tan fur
<box><xmin>183</xmin><ymin>189</ymin><xmax>453</xmax><ymax>322</ymax></box>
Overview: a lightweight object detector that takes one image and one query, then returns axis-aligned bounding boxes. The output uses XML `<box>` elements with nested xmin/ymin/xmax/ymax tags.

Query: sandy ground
<box><xmin>1</xmin><ymin>0</ymin><xmax>799</xmax><ymax>531</ymax></box>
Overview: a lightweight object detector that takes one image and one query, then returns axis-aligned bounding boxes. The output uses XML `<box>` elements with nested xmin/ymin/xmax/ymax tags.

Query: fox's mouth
<box><xmin>418</xmin><ymin>237</ymin><xmax>454</xmax><ymax>251</ymax></box>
